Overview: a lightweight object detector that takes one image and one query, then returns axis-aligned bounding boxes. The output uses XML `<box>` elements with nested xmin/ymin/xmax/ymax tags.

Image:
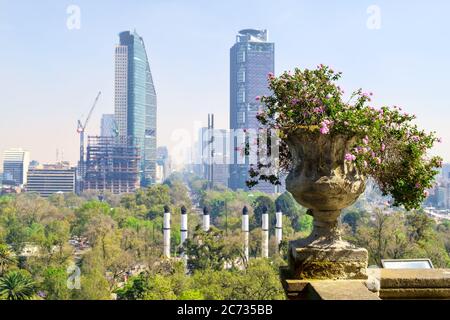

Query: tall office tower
<box><xmin>2</xmin><ymin>148</ymin><xmax>30</xmax><ymax>186</ymax></box>
<box><xmin>101</xmin><ymin>114</ymin><xmax>116</xmax><ymax>137</ymax></box>
<box><xmin>229</xmin><ymin>29</ymin><xmax>277</xmax><ymax>193</ymax></box>
<box><xmin>114</xmin><ymin>30</ymin><xmax>157</xmax><ymax>187</ymax></box>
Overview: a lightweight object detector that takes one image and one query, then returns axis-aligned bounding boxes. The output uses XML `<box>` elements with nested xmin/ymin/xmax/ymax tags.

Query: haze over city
<box><xmin>1</xmin><ymin>0</ymin><xmax>449</xmax><ymax>165</ymax></box>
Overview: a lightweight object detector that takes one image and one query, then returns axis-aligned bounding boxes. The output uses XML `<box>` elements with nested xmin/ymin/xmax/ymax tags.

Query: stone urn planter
<box><xmin>285</xmin><ymin>129</ymin><xmax>369</xmax><ymax>280</ymax></box>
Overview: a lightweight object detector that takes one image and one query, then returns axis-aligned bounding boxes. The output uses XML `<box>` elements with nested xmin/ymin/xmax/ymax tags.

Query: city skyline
<box><xmin>1</xmin><ymin>0</ymin><xmax>449</xmax><ymax>165</ymax></box>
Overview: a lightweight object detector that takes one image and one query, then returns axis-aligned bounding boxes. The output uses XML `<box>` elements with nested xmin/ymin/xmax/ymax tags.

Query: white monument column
<box><xmin>242</xmin><ymin>206</ymin><xmax>249</xmax><ymax>263</ymax></box>
<box><xmin>180</xmin><ymin>206</ymin><xmax>188</xmax><ymax>244</ymax></box>
<box><xmin>275</xmin><ymin>203</ymin><xmax>283</xmax><ymax>247</ymax></box>
<box><xmin>163</xmin><ymin>205</ymin><xmax>171</xmax><ymax>258</ymax></box>
<box><xmin>203</xmin><ymin>206</ymin><xmax>210</xmax><ymax>232</ymax></box>
<box><xmin>180</xmin><ymin>206</ymin><xmax>188</xmax><ymax>264</ymax></box>
<box><xmin>262</xmin><ymin>206</ymin><xmax>269</xmax><ymax>258</ymax></box>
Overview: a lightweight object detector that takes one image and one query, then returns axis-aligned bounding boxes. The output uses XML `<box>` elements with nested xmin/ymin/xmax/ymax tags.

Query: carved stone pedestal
<box><xmin>289</xmin><ymin>241</ymin><xmax>368</xmax><ymax>280</ymax></box>
<box><xmin>287</xmin><ymin>209</ymin><xmax>368</xmax><ymax>280</ymax></box>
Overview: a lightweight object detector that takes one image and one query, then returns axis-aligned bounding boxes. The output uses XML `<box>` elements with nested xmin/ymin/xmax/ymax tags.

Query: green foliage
<box><xmin>252</xmin><ymin>195</ymin><xmax>275</xmax><ymax>228</ymax></box>
<box><xmin>0</xmin><ymin>270</ymin><xmax>36</xmax><ymax>300</ymax></box>
<box><xmin>344</xmin><ymin>208</ymin><xmax>450</xmax><ymax>268</ymax></box>
<box><xmin>40</xmin><ymin>266</ymin><xmax>71</xmax><ymax>300</ymax></box>
<box><xmin>275</xmin><ymin>192</ymin><xmax>311</xmax><ymax>232</ymax></box>
<box><xmin>185</xmin><ymin>226</ymin><xmax>242</xmax><ymax>272</ymax></box>
<box><xmin>72</xmin><ymin>200</ymin><xmax>111</xmax><ymax>235</ymax></box>
<box><xmin>0</xmin><ymin>244</ymin><xmax>16</xmax><ymax>276</ymax></box>
<box><xmin>342</xmin><ymin>210</ymin><xmax>369</xmax><ymax>233</ymax></box>
<box><xmin>297</xmin><ymin>214</ymin><xmax>313</xmax><ymax>233</ymax></box>
<box><xmin>117</xmin><ymin>258</ymin><xmax>285</xmax><ymax>301</ymax></box>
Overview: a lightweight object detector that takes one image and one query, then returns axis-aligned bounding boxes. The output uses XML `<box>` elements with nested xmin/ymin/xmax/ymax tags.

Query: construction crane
<box><xmin>77</xmin><ymin>91</ymin><xmax>101</xmax><ymax>183</ymax></box>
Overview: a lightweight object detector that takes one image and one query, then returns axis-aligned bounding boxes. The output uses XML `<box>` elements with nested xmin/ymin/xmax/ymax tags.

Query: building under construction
<box><xmin>84</xmin><ymin>136</ymin><xmax>140</xmax><ymax>194</ymax></box>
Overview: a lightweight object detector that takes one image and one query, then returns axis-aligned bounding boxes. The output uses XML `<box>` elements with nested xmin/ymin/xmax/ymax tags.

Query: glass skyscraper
<box><xmin>229</xmin><ymin>29</ymin><xmax>277</xmax><ymax>193</ymax></box>
<box><xmin>115</xmin><ymin>30</ymin><xmax>157</xmax><ymax>186</ymax></box>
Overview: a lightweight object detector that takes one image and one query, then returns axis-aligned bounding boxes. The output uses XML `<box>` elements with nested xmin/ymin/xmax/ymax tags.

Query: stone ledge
<box><xmin>380</xmin><ymin>288</ymin><xmax>450</xmax><ymax>299</ymax></box>
<box><xmin>372</xmin><ymin>269</ymin><xmax>450</xmax><ymax>288</ymax></box>
<box><xmin>282</xmin><ymin>278</ymin><xmax>380</xmax><ymax>300</ymax></box>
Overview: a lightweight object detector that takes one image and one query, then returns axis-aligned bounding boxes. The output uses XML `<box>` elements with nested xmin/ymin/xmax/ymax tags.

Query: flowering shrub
<box><xmin>247</xmin><ymin>65</ymin><xmax>443</xmax><ymax>210</ymax></box>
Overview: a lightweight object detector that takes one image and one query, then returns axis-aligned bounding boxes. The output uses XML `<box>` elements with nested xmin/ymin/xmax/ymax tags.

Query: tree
<box><xmin>72</xmin><ymin>200</ymin><xmax>111</xmax><ymax>236</ymax></box>
<box><xmin>342</xmin><ymin>209</ymin><xmax>369</xmax><ymax>233</ymax></box>
<box><xmin>406</xmin><ymin>211</ymin><xmax>434</xmax><ymax>242</ymax></box>
<box><xmin>40</xmin><ymin>266</ymin><xmax>71</xmax><ymax>300</ymax></box>
<box><xmin>164</xmin><ymin>179</ymin><xmax>192</xmax><ymax>208</ymax></box>
<box><xmin>252</xmin><ymin>195</ymin><xmax>275</xmax><ymax>229</ymax></box>
<box><xmin>0</xmin><ymin>270</ymin><xmax>36</xmax><ymax>300</ymax></box>
<box><xmin>0</xmin><ymin>244</ymin><xmax>16</xmax><ymax>276</ymax></box>
<box><xmin>115</xmin><ymin>272</ymin><xmax>151</xmax><ymax>300</ymax></box>
<box><xmin>73</xmin><ymin>271</ymin><xmax>111</xmax><ymax>300</ymax></box>
<box><xmin>143</xmin><ymin>274</ymin><xmax>177</xmax><ymax>300</ymax></box>
<box><xmin>178</xmin><ymin>289</ymin><xmax>204</xmax><ymax>300</ymax></box>
<box><xmin>231</xmin><ymin>259</ymin><xmax>285</xmax><ymax>300</ymax></box>
<box><xmin>185</xmin><ymin>226</ymin><xmax>242</xmax><ymax>272</ymax></box>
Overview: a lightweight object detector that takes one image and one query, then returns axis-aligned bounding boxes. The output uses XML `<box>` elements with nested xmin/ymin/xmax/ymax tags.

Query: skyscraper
<box><xmin>100</xmin><ymin>114</ymin><xmax>116</xmax><ymax>137</ymax></box>
<box><xmin>114</xmin><ymin>30</ymin><xmax>157</xmax><ymax>186</ymax></box>
<box><xmin>2</xmin><ymin>148</ymin><xmax>30</xmax><ymax>186</ymax></box>
<box><xmin>229</xmin><ymin>29</ymin><xmax>277</xmax><ymax>193</ymax></box>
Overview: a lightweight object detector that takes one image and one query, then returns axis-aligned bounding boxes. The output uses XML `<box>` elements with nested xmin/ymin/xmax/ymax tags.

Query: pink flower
<box><xmin>424</xmin><ymin>190</ymin><xmax>430</xmax><ymax>197</ymax></box>
<box><xmin>381</xmin><ymin>143</ymin><xmax>386</xmax><ymax>152</ymax></box>
<box><xmin>320</xmin><ymin>125</ymin><xmax>329</xmax><ymax>135</ymax></box>
<box><xmin>313</xmin><ymin>107</ymin><xmax>324</xmax><ymax>113</ymax></box>
<box><xmin>362</xmin><ymin>136</ymin><xmax>369</xmax><ymax>145</ymax></box>
<box><xmin>411</xmin><ymin>136</ymin><xmax>420</xmax><ymax>142</ymax></box>
<box><xmin>291</xmin><ymin>98</ymin><xmax>300</xmax><ymax>105</ymax></box>
<box><xmin>255</xmin><ymin>96</ymin><xmax>261</xmax><ymax>101</ymax></box>
<box><xmin>415</xmin><ymin>183</ymin><xmax>421</xmax><ymax>189</ymax></box>
<box><xmin>363</xmin><ymin>160</ymin><xmax>368</xmax><ymax>168</ymax></box>
<box><xmin>319</xmin><ymin>120</ymin><xmax>332</xmax><ymax>135</ymax></box>
<box><xmin>375</xmin><ymin>157</ymin><xmax>382</xmax><ymax>165</ymax></box>
<box><xmin>267</xmin><ymin>72</ymin><xmax>274</xmax><ymax>79</ymax></box>
<box><xmin>344</xmin><ymin>153</ymin><xmax>356</xmax><ymax>162</ymax></box>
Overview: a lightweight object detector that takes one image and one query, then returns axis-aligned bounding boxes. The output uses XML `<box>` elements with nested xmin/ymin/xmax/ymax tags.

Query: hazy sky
<box><xmin>0</xmin><ymin>0</ymin><xmax>449</xmax><ymax>166</ymax></box>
